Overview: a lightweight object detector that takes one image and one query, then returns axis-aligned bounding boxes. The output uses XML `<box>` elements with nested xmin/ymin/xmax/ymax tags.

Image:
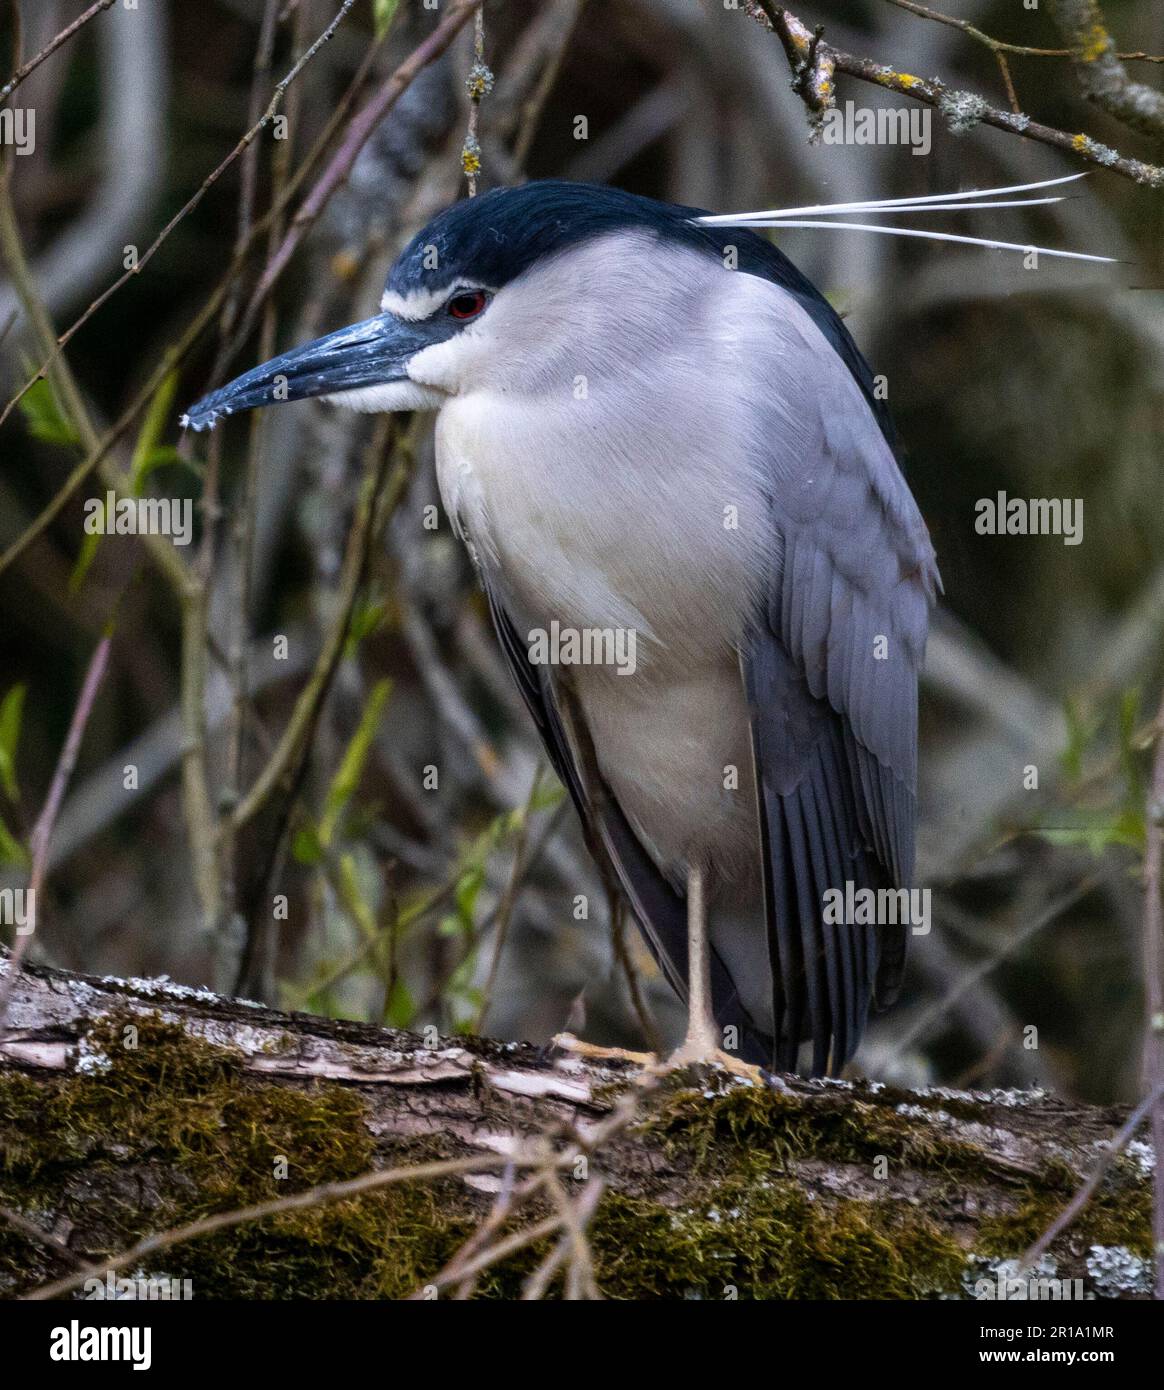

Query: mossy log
<box><xmin>0</xmin><ymin>952</ymin><xmax>1154</xmax><ymax>1299</ymax></box>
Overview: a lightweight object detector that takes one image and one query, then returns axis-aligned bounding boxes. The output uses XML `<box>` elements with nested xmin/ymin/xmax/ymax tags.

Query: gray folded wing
<box><xmin>742</xmin><ymin>314</ymin><xmax>939</xmax><ymax>1074</ymax></box>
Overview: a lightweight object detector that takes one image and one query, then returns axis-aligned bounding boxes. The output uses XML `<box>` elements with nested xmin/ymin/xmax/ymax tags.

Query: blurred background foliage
<box><xmin>1</xmin><ymin>0</ymin><xmax>1162</xmax><ymax>1102</ymax></box>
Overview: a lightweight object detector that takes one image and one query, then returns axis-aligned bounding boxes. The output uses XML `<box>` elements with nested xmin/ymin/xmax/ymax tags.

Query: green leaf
<box><xmin>1060</xmin><ymin>695</ymin><xmax>1097</xmax><ymax>783</ymax></box>
<box><xmin>454</xmin><ymin>864</ymin><xmax>484</xmax><ymax>926</ymax></box>
<box><xmin>319</xmin><ymin>679</ymin><xmax>392</xmax><ymax>846</ymax></box>
<box><xmin>823</xmin><ymin>287</ymin><xmax>854</xmax><ymax>320</ymax></box>
<box><xmin>338</xmin><ymin>852</ymin><xmax>378</xmax><ymax>939</ymax></box>
<box><xmin>382</xmin><ymin>978</ymin><xmax>415</xmax><ymax>1029</ymax></box>
<box><xmin>1030</xmin><ymin>808</ymin><xmax>1144</xmax><ymax>856</ymax></box>
<box><xmin>344</xmin><ymin>598</ymin><xmax>386</xmax><ymax>658</ymax></box>
<box><xmin>0</xmin><ymin>685</ymin><xmax>26</xmax><ymax>802</ymax></box>
<box><xmin>130</xmin><ymin>372</ymin><xmax>179</xmax><ymax>495</ymax></box>
<box><xmin>19</xmin><ymin>378</ymin><xmax>80</xmax><ymax>447</ymax></box>
<box><xmin>437</xmin><ymin>913</ymin><xmax>463</xmax><ymax>939</ymax></box>
<box><xmin>372</xmin><ymin>0</ymin><xmax>400</xmax><ymax>40</ymax></box>
<box><xmin>70</xmin><ymin>369</ymin><xmax>179</xmax><ymax>594</ymax></box>
<box><xmin>530</xmin><ymin>777</ymin><xmax>565</xmax><ymax>813</ymax></box>
<box><xmin>291</xmin><ymin>820</ymin><xmax>324</xmax><ymax>866</ymax></box>
<box><xmin>132</xmin><ymin>445</ymin><xmax>183</xmax><ymax>495</ymax></box>
<box><xmin>69</xmin><ymin>497</ymin><xmax>114</xmax><ymax>595</ymax></box>
<box><xmin>0</xmin><ymin>812</ymin><xmax>28</xmax><ymax>868</ymax></box>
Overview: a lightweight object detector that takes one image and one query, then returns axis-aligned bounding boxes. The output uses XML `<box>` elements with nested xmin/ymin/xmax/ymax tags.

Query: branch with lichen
<box><xmin>749</xmin><ymin>2</ymin><xmax>1164</xmax><ymax>188</ymax></box>
<box><xmin>462</xmin><ymin>6</ymin><xmax>493</xmax><ymax>194</ymax></box>
<box><xmin>1048</xmin><ymin>0</ymin><xmax>1164</xmax><ymax>139</ymax></box>
<box><xmin>0</xmin><ymin>0</ymin><xmax>116</xmax><ymax>105</ymax></box>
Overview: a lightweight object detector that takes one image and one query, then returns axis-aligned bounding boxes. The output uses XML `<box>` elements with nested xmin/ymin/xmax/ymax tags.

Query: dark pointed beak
<box><xmin>181</xmin><ymin>312</ymin><xmax>434</xmax><ymax>431</ymax></box>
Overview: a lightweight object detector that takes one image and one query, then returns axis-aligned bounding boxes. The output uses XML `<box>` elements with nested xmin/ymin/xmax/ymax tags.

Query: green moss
<box><xmin>977</xmin><ymin>1156</ymin><xmax>1152</xmax><ymax>1260</ymax></box>
<box><xmin>634</xmin><ymin>1081</ymin><xmax>1155</xmax><ymax>1286</ymax></box>
<box><xmin>646</xmin><ymin>1081</ymin><xmax>989</xmax><ymax>1179</ymax></box>
<box><xmin>589</xmin><ymin>1179</ymin><xmax>966</xmax><ymax>1299</ymax></box>
<box><xmin>0</xmin><ymin>1013</ymin><xmax>494</xmax><ymax>1298</ymax></box>
<box><xmin>869</xmin><ymin>1084</ymin><xmax>992</xmax><ymax>1125</ymax></box>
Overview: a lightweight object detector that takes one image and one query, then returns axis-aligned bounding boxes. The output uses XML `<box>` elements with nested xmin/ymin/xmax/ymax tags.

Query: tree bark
<box><xmin>0</xmin><ymin>952</ymin><xmax>1154</xmax><ymax>1299</ymax></box>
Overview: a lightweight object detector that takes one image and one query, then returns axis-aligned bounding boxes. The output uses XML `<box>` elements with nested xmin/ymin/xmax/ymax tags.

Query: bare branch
<box><xmin>1142</xmin><ymin>693</ymin><xmax>1164</xmax><ymax>1298</ymax></box>
<box><xmin>227</xmin><ymin>0</ymin><xmax>483</xmax><ymax>360</ymax></box>
<box><xmin>0</xmin><ymin>0</ymin><xmax>358</xmax><ymax>437</ymax></box>
<box><xmin>0</xmin><ymin>0</ymin><xmax>116</xmax><ymax>105</ymax></box>
<box><xmin>0</xmin><ymin>631</ymin><xmax>112</xmax><ymax>1027</ymax></box>
<box><xmin>222</xmin><ymin>421</ymin><xmax>409</xmax><ymax>837</ymax></box>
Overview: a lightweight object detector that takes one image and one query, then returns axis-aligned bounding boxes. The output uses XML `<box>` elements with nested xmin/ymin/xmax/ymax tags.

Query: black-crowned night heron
<box><xmin>184</xmin><ymin>177</ymin><xmax>1103</xmax><ymax>1077</ymax></box>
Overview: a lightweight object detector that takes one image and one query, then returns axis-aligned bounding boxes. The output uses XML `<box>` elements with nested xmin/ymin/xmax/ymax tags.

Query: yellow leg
<box><xmin>554</xmin><ymin>867</ymin><xmax>767</xmax><ymax>1084</ymax></box>
<box><xmin>664</xmin><ymin>864</ymin><xmax>763</xmax><ymax>1083</ymax></box>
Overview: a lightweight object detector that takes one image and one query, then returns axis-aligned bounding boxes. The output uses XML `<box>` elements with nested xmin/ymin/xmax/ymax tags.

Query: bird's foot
<box><xmin>553</xmin><ymin>1031</ymin><xmax>779</xmax><ymax>1088</ymax></box>
<box><xmin>663</xmin><ymin>1038</ymin><xmax>765</xmax><ymax>1086</ymax></box>
<box><xmin>551</xmin><ymin>1032</ymin><xmax>656</xmax><ymax>1068</ymax></box>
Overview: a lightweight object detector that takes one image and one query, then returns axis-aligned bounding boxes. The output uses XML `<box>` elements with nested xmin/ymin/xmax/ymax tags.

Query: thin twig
<box><xmin>223</xmin><ymin>422</ymin><xmax>409</xmax><ymax>836</ymax></box>
<box><xmin>545</xmin><ymin>1173</ymin><xmax>603</xmax><ymax>1300</ymax></box>
<box><xmin>474</xmin><ymin>763</ymin><xmax>544</xmax><ymax>1034</ymax></box>
<box><xmin>1048</xmin><ymin>0</ymin><xmax>1164</xmax><ymax>138</ymax></box>
<box><xmin>882</xmin><ymin>0</ymin><xmax>1164</xmax><ymax>62</ymax></box>
<box><xmin>0</xmin><ymin>0</ymin><xmax>358</xmax><ymax>436</ymax></box>
<box><xmin>610</xmin><ymin>892</ymin><xmax>663</xmax><ymax>1056</ymax></box>
<box><xmin>424</xmin><ymin>1164</ymin><xmax>542</xmax><ymax>1298</ymax></box>
<box><xmin>0</xmin><ymin>0</ymin><xmax>115</xmax><ymax>105</ymax></box>
<box><xmin>510</xmin><ymin>0</ymin><xmax>585</xmax><ymax>170</ymax></box>
<box><xmin>217</xmin><ymin>0</ymin><xmax>297</xmax><ymax>985</ymax></box>
<box><xmin>462</xmin><ymin>5</ymin><xmax>491</xmax><ymax>196</ymax></box>
<box><xmin>883</xmin><ymin>0</ymin><xmax>1071</xmax><ymax>58</ymax></box>
<box><xmin>0</xmin><ymin>182</ymin><xmax>188</xmax><ymax>596</ymax></box>
<box><xmin>1141</xmin><ymin>693</ymin><xmax>1164</xmax><ymax>1299</ymax></box>
<box><xmin>995</xmin><ymin>49</ymin><xmax>1021</xmax><ymax>115</ymax></box>
<box><xmin>1016</xmin><ymin>1080</ymin><xmax>1164</xmax><ymax>1278</ymax></box>
<box><xmin>0</xmin><ymin>631</ymin><xmax>112</xmax><ymax>1029</ymax></box>
<box><xmin>423</xmin><ymin>1209</ymin><xmax>564</xmax><ymax>1294</ymax></box>
<box><xmin>886</xmin><ymin>875</ymin><xmax>1101</xmax><ymax>1061</ymax></box>
<box><xmin>0</xmin><ymin>6</ymin><xmax>406</xmax><ymax>583</ymax></box>
<box><xmin>227</xmin><ymin>0</ymin><xmax>483</xmax><ymax>361</ymax></box>
<box><xmin>0</xmin><ymin>1204</ymin><xmax>86</xmax><ymax>1269</ymax></box>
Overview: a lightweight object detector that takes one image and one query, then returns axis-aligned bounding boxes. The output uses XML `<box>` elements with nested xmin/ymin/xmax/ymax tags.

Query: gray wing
<box><xmin>742</xmin><ymin>349</ymin><xmax>939</xmax><ymax>1076</ymax></box>
<box><xmin>480</xmin><ymin>578</ymin><xmax>772</xmax><ymax>1063</ymax></box>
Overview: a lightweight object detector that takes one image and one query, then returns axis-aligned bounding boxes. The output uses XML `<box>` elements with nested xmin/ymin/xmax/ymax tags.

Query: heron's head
<box><xmin>180</xmin><ymin>181</ymin><xmax>772</xmax><ymax>431</ymax></box>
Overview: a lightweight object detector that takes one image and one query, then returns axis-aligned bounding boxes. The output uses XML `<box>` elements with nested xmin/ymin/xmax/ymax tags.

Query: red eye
<box><xmin>448</xmin><ymin>289</ymin><xmax>488</xmax><ymax>320</ymax></box>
